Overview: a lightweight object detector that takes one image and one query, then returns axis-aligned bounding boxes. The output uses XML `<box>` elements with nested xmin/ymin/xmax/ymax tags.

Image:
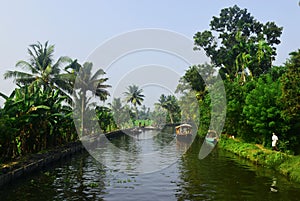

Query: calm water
<box><xmin>1</xmin><ymin>129</ymin><xmax>300</xmax><ymax>201</ymax></box>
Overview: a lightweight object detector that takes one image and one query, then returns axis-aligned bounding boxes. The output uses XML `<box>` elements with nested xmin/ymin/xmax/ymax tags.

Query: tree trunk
<box><xmin>135</xmin><ymin>106</ymin><xmax>139</xmax><ymax>120</ymax></box>
<box><xmin>81</xmin><ymin>92</ymin><xmax>86</xmax><ymax>136</ymax></box>
<box><xmin>169</xmin><ymin>112</ymin><xmax>174</xmax><ymax>124</ymax></box>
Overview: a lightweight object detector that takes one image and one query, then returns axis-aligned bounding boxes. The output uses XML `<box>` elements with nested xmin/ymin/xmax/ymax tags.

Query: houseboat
<box><xmin>175</xmin><ymin>124</ymin><xmax>192</xmax><ymax>138</ymax></box>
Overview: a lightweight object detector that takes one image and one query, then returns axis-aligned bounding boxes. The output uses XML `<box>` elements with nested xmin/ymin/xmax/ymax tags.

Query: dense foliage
<box><xmin>155</xmin><ymin>94</ymin><xmax>181</xmax><ymax>124</ymax></box>
<box><xmin>0</xmin><ymin>42</ymin><xmax>113</xmax><ymax>161</ymax></box>
<box><xmin>0</xmin><ymin>83</ymin><xmax>76</xmax><ymax>160</ymax></box>
<box><xmin>194</xmin><ymin>5</ymin><xmax>283</xmax><ymax>81</ymax></box>
<box><xmin>187</xmin><ymin>5</ymin><xmax>299</xmax><ymax>154</ymax></box>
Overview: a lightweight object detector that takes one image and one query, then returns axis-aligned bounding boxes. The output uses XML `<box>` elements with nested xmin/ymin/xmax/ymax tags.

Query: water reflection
<box><xmin>270</xmin><ymin>177</ymin><xmax>278</xmax><ymax>193</ymax></box>
<box><xmin>1</xmin><ymin>131</ymin><xmax>300</xmax><ymax>201</ymax></box>
<box><xmin>177</xmin><ymin>138</ymin><xmax>300</xmax><ymax>201</ymax></box>
<box><xmin>84</xmin><ymin>128</ymin><xmax>195</xmax><ymax>174</ymax></box>
<box><xmin>52</xmin><ymin>153</ymin><xmax>107</xmax><ymax>200</ymax></box>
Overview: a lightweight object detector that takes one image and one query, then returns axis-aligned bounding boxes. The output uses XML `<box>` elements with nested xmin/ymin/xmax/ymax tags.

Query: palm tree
<box><xmin>156</xmin><ymin>94</ymin><xmax>180</xmax><ymax>124</ymax></box>
<box><xmin>123</xmin><ymin>84</ymin><xmax>144</xmax><ymax>120</ymax></box>
<box><xmin>4</xmin><ymin>41</ymin><xmax>72</xmax><ymax>92</ymax></box>
<box><xmin>178</xmin><ymin>91</ymin><xmax>199</xmax><ymax>123</ymax></box>
<box><xmin>109</xmin><ymin>97</ymin><xmax>124</xmax><ymax>127</ymax></box>
<box><xmin>73</xmin><ymin>62</ymin><xmax>111</xmax><ymax>135</ymax></box>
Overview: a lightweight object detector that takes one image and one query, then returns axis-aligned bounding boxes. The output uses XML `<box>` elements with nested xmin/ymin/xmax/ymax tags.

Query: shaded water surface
<box><xmin>1</xmin><ymin>129</ymin><xmax>300</xmax><ymax>201</ymax></box>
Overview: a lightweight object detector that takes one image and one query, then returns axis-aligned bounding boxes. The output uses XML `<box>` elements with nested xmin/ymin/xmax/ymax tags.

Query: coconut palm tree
<box><xmin>73</xmin><ymin>62</ymin><xmax>111</xmax><ymax>136</ymax></box>
<box><xmin>156</xmin><ymin>94</ymin><xmax>181</xmax><ymax>124</ymax></box>
<box><xmin>4</xmin><ymin>41</ymin><xmax>72</xmax><ymax>92</ymax></box>
<box><xmin>123</xmin><ymin>84</ymin><xmax>144</xmax><ymax>120</ymax></box>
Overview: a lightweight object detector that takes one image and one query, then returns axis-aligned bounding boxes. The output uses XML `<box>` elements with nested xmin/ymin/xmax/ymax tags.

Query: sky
<box><xmin>0</xmin><ymin>0</ymin><xmax>299</xmax><ymax>107</ymax></box>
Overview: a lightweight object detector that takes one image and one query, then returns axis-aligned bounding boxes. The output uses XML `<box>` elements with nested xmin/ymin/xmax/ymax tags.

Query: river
<box><xmin>1</xmin><ymin>129</ymin><xmax>300</xmax><ymax>201</ymax></box>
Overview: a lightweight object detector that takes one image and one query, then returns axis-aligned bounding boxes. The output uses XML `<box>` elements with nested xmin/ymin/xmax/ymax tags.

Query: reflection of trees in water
<box><xmin>153</xmin><ymin>127</ymin><xmax>176</xmax><ymax>147</ymax></box>
<box><xmin>176</xmin><ymin>141</ymin><xmax>297</xmax><ymax>200</ymax></box>
<box><xmin>52</xmin><ymin>153</ymin><xmax>107</xmax><ymax>200</ymax></box>
<box><xmin>176</xmin><ymin>138</ymin><xmax>192</xmax><ymax>153</ymax></box>
<box><xmin>176</xmin><ymin>137</ymin><xmax>232</xmax><ymax>200</ymax></box>
<box><xmin>92</xmin><ymin>132</ymin><xmax>142</xmax><ymax>173</ymax></box>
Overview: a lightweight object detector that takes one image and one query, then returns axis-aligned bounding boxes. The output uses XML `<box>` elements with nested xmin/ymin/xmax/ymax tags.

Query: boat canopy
<box><xmin>175</xmin><ymin>124</ymin><xmax>192</xmax><ymax>135</ymax></box>
<box><xmin>175</xmin><ymin>123</ymin><xmax>192</xmax><ymax>129</ymax></box>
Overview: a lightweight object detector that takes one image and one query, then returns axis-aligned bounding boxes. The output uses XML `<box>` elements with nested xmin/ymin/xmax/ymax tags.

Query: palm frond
<box><xmin>52</xmin><ymin>56</ymin><xmax>72</xmax><ymax>70</ymax></box>
<box><xmin>28</xmin><ymin>47</ymin><xmax>43</xmax><ymax>71</ymax></box>
<box><xmin>90</xmin><ymin>68</ymin><xmax>105</xmax><ymax>81</ymax></box>
<box><xmin>15</xmin><ymin>60</ymin><xmax>39</xmax><ymax>74</ymax></box>
<box><xmin>0</xmin><ymin>91</ymin><xmax>8</xmax><ymax>100</ymax></box>
<box><xmin>16</xmin><ymin>77</ymin><xmax>36</xmax><ymax>85</ymax></box>
<box><xmin>4</xmin><ymin>70</ymin><xmax>34</xmax><ymax>81</ymax></box>
<box><xmin>64</xmin><ymin>59</ymin><xmax>81</xmax><ymax>73</ymax></box>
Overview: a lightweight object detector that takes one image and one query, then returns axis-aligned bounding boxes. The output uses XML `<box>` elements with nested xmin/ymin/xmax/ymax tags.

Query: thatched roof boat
<box><xmin>175</xmin><ymin>124</ymin><xmax>192</xmax><ymax>137</ymax></box>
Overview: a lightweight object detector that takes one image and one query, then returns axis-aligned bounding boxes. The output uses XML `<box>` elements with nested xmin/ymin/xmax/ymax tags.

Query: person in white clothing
<box><xmin>272</xmin><ymin>132</ymin><xmax>279</xmax><ymax>151</ymax></box>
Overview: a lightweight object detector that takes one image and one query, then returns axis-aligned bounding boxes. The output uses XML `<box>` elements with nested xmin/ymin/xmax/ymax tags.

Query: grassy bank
<box><xmin>218</xmin><ymin>136</ymin><xmax>300</xmax><ymax>183</ymax></box>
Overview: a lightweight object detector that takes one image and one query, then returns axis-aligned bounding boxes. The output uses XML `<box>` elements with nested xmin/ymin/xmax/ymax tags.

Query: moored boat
<box><xmin>175</xmin><ymin>124</ymin><xmax>192</xmax><ymax>138</ymax></box>
<box><xmin>205</xmin><ymin>130</ymin><xmax>218</xmax><ymax>145</ymax></box>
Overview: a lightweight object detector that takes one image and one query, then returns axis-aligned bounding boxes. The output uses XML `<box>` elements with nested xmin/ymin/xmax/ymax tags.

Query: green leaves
<box><xmin>156</xmin><ymin>94</ymin><xmax>181</xmax><ymax>124</ymax></box>
<box><xmin>280</xmin><ymin>49</ymin><xmax>300</xmax><ymax>119</ymax></box>
<box><xmin>123</xmin><ymin>84</ymin><xmax>144</xmax><ymax>107</ymax></box>
<box><xmin>0</xmin><ymin>82</ymin><xmax>76</xmax><ymax>160</ymax></box>
<box><xmin>243</xmin><ymin>75</ymin><xmax>282</xmax><ymax>145</ymax></box>
<box><xmin>72</xmin><ymin>62</ymin><xmax>111</xmax><ymax>136</ymax></box>
<box><xmin>194</xmin><ymin>5</ymin><xmax>282</xmax><ymax>81</ymax></box>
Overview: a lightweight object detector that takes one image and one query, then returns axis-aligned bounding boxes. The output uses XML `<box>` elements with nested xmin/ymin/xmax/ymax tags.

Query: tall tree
<box><xmin>280</xmin><ymin>49</ymin><xmax>300</xmax><ymax>120</ymax></box>
<box><xmin>242</xmin><ymin>75</ymin><xmax>284</xmax><ymax>146</ymax></box>
<box><xmin>177</xmin><ymin>90</ymin><xmax>199</xmax><ymax>123</ymax></box>
<box><xmin>4</xmin><ymin>41</ymin><xmax>72</xmax><ymax>91</ymax></box>
<box><xmin>156</xmin><ymin>94</ymin><xmax>181</xmax><ymax>124</ymax></box>
<box><xmin>74</xmin><ymin>62</ymin><xmax>110</xmax><ymax>135</ymax></box>
<box><xmin>193</xmin><ymin>5</ymin><xmax>282</xmax><ymax>81</ymax></box>
<box><xmin>123</xmin><ymin>84</ymin><xmax>144</xmax><ymax>120</ymax></box>
<box><xmin>139</xmin><ymin>105</ymin><xmax>150</xmax><ymax>120</ymax></box>
<box><xmin>176</xmin><ymin>63</ymin><xmax>215</xmax><ymax>100</ymax></box>
<box><xmin>109</xmin><ymin>97</ymin><xmax>125</xmax><ymax>127</ymax></box>
<box><xmin>280</xmin><ymin>50</ymin><xmax>300</xmax><ymax>151</ymax></box>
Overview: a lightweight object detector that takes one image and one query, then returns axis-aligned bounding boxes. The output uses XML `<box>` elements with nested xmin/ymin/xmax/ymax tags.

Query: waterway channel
<box><xmin>1</xmin><ymin>129</ymin><xmax>300</xmax><ymax>201</ymax></box>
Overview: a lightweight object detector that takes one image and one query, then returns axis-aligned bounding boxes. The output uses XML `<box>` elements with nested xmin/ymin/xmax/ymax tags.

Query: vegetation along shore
<box><xmin>0</xmin><ymin>5</ymin><xmax>299</xmax><ymax>186</ymax></box>
<box><xmin>218</xmin><ymin>136</ymin><xmax>300</xmax><ymax>183</ymax></box>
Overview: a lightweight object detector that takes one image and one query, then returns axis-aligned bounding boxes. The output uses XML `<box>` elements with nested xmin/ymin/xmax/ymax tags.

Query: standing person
<box><xmin>272</xmin><ymin>133</ymin><xmax>279</xmax><ymax>151</ymax></box>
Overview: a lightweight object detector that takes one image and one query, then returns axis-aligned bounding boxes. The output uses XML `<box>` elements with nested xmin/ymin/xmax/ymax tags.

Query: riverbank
<box><xmin>0</xmin><ymin>141</ymin><xmax>85</xmax><ymax>187</ymax></box>
<box><xmin>218</xmin><ymin>136</ymin><xmax>300</xmax><ymax>183</ymax></box>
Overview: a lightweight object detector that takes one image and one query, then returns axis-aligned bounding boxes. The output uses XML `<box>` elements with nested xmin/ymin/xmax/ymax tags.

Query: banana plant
<box><xmin>0</xmin><ymin>83</ymin><xmax>75</xmax><ymax>159</ymax></box>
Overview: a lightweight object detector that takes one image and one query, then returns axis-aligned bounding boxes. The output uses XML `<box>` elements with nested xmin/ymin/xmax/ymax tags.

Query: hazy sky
<box><xmin>0</xmin><ymin>0</ymin><xmax>299</xmax><ymax>106</ymax></box>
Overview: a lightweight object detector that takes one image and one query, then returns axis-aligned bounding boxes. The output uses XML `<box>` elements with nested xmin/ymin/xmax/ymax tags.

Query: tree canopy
<box><xmin>4</xmin><ymin>41</ymin><xmax>73</xmax><ymax>91</ymax></box>
<box><xmin>193</xmin><ymin>5</ymin><xmax>283</xmax><ymax>81</ymax></box>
